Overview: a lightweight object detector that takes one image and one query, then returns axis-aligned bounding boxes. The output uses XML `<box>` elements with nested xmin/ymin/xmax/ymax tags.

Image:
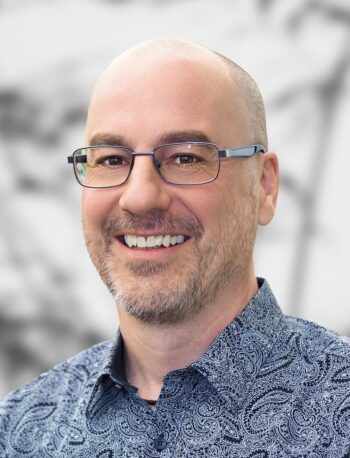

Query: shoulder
<box><xmin>246</xmin><ymin>316</ymin><xmax>350</xmax><ymax>452</ymax></box>
<box><xmin>282</xmin><ymin>314</ymin><xmax>350</xmax><ymax>361</ymax></box>
<box><xmin>0</xmin><ymin>340</ymin><xmax>113</xmax><ymax>405</ymax></box>
<box><xmin>267</xmin><ymin>314</ymin><xmax>350</xmax><ymax>402</ymax></box>
<box><xmin>0</xmin><ymin>340</ymin><xmax>113</xmax><ymax>448</ymax></box>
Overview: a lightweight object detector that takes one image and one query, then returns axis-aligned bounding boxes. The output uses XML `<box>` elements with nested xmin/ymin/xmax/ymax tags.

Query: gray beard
<box><xmin>84</xmin><ymin>187</ymin><xmax>257</xmax><ymax>325</ymax></box>
<box><xmin>101</xmin><ymin>240</ymin><xmax>239</xmax><ymax>325</ymax></box>
<box><xmin>106</xmin><ymin>260</ymin><xmax>203</xmax><ymax>324</ymax></box>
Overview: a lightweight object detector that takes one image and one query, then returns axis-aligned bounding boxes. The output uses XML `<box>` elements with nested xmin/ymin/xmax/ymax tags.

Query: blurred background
<box><xmin>1</xmin><ymin>0</ymin><xmax>350</xmax><ymax>397</ymax></box>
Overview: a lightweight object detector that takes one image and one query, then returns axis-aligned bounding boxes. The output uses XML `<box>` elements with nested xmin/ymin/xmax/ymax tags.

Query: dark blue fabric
<box><xmin>1</xmin><ymin>279</ymin><xmax>350</xmax><ymax>457</ymax></box>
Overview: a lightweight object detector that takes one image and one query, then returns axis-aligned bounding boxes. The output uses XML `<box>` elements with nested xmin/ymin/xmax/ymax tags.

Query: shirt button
<box><xmin>154</xmin><ymin>433</ymin><xmax>167</xmax><ymax>451</ymax></box>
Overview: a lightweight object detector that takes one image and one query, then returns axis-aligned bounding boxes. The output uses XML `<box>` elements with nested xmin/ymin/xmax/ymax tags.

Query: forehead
<box><xmin>86</xmin><ymin>51</ymin><xmax>246</xmax><ymax>147</ymax></box>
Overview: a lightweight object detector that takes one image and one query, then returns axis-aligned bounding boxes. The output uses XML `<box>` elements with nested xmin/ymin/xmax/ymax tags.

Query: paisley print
<box><xmin>332</xmin><ymin>393</ymin><xmax>350</xmax><ymax>439</ymax></box>
<box><xmin>1</xmin><ymin>279</ymin><xmax>350</xmax><ymax>457</ymax></box>
<box><xmin>10</xmin><ymin>403</ymin><xmax>57</xmax><ymax>455</ymax></box>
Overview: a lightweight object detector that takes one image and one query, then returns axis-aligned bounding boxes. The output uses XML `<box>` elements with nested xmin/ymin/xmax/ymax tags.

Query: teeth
<box><xmin>177</xmin><ymin>235</ymin><xmax>185</xmax><ymax>244</ymax></box>
<box><xmin>123</xmin><ymin>234</ymin><xmax>186</xmax><ymax>249</ymax></box>
<box><xmin>162</xmin><ymin>235</ymin><xmax>171</xmax><ymax>248</ymax></box>
<box><xmin>146</xmin><ymin>236</ymin><xmax>156</xmax><ymax>248</ymax></box>
<box><xmin>137</xmin><ymin>236</ymin><xmax>146</xmax><ymax>248</ymax></box>
<box><xmin>124</xmin><ymin>235</ymin><xmax>136</xmax><ymax>248</ymax></box>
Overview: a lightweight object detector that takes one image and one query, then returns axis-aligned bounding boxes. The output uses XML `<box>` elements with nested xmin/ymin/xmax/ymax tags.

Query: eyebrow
<box><xmin>89</xmin><ymin>133</ymin><xmax>130</xmax><ymax>147</ymax></box>
<box><xmin>156</xmin><ymin>130</ymin><xmax>211</xmax><ymax>145</ymax></box>
<box><xmin>88</xmin><ymin>130</ymin><xmax>212</xmax><ymax>149</ymax></box>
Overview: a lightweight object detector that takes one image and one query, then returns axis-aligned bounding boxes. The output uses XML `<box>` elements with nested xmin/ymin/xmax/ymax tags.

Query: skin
<box><xmin>82</xmin><ymin>39</ymin><xmax>279</xmax><ymax>400</ymax></box>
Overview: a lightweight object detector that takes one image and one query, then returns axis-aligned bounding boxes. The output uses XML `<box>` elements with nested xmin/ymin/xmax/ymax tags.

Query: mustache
<box><xmin>102</xmin><ymin>211</ymin><xmax>203</xmax><ymax>243</ymax></box>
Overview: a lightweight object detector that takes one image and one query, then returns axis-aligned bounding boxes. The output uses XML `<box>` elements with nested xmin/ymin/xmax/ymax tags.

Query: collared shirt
<box><xmin>1</xmin><ymin>279</ymin><xmax>350</xmax><ymax>457</ymax></box>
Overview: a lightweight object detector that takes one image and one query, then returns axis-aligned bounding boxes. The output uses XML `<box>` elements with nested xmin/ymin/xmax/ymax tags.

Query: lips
<box><xmin>123</xmin><ymin>234</ymin><xmax>187</xmax><ymax>248</ymax></box>
<box><xmin>103</xmin><ymin>212</ymin><xmax>203</xmax><ymax>251</ymax></box>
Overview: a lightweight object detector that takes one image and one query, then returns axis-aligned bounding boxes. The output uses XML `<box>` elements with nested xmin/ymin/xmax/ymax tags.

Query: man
<box><xmin>1</xmin><ymin>38</ymin><xmax>349</xmax><ymax>457</ymax></box>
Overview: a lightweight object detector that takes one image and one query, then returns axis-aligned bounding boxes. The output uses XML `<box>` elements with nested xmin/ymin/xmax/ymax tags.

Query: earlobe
<box><xmin>258</xmin><ymin>152</ymin><xmax>279</xmax><ymax>226</ymax></box>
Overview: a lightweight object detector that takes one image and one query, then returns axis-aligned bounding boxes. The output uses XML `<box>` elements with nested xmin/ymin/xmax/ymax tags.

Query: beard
<box><xmin>83</xmin><ymin>188</ymin><xmax>257</xmax><ymax>325</ymax></box>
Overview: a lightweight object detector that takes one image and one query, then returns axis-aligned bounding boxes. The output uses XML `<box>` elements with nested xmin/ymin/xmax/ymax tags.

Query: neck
<box><xmin>118</xmin><ymin>272</ymin><xmax>258</xmax><ymax>401</ymax></box>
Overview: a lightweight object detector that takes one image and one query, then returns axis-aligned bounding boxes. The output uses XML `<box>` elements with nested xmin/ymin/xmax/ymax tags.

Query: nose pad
<box><xmin>119</xmin><ymin>156</ymin><xmax>172</xmax><ymax>215</ymax></box>
<box><xmin>154</xmin><ymin>158</ymin><xmax>161</xmax><ymax>171</ymax></box>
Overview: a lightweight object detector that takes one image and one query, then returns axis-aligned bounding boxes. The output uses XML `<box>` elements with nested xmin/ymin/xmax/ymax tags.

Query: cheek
<box><xmin>197</xmin><ymin>167</ymin><xmax>259</xmax><ymax>233</ymax></box>
<box><xmin>178</xmin><ymin>182</ymin><xmax>231</xmax><ymax>235</ymax></box>
<box><xmin>82</xmin><ymin>189</ymin><xmax>120</xmax><ymax>230</ymax></box>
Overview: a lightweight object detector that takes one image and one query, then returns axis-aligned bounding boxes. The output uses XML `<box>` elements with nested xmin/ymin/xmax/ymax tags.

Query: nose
<box><xmin>118</xmin><ymin>156</ymin><xmax>172</xmax><ymax>215</ymax></box>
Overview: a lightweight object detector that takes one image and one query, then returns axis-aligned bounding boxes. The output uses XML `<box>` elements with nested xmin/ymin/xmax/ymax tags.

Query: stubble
<box><xmin>83</xmin><ymin>183</ymin><xmax>257</xmax><ymax>325</ymax></box>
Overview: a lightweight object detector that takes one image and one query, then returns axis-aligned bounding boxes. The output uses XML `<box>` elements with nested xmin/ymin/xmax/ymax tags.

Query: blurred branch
<box><xmin>288</xmin><ymin>0</ymin><xmax>350</xmax><ymax>31</ymax></box>
<box><xmin>288</xmin><ymin>32</ymin><xmax>350</xmax><ymax>315</ymax></box>
<box><xmin>256</xmin><ymin>0</ymin><xmax>350</xmax><ymax>24</ymax></box>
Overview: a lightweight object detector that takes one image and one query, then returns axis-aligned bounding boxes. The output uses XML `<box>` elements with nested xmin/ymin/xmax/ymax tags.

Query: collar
<box><xmin>94</xmin><ymin>329</ymin><xmax>130</xmax><ymax>387</ymax></box>
<box><xmin>85</xmin><ymin>331</ymin><xmax>136</xmax><ymax>417</ymax></box>
<box><xmin>88</xmin><ymin>278</ymin><xmax>284</xmax><ymax>410</ymax></box>
<box><xmin>192</xmin><ymin>278</ymin><xmax>284</xmax><ymax>408</ymax></box>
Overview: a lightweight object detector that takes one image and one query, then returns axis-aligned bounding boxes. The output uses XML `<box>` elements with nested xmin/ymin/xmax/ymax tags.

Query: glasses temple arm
<box><xmin>218</xmin><ymin>144</ymin><xmax>265</xmax><ymax>158</ymax></box>
<box><xmin>67</xmin><ymin>155</ymin><xmax>87</xmax><ymax>163</ymax></box>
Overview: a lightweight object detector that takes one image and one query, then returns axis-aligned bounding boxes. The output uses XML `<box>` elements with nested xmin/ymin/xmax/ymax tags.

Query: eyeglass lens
<box><xmin>73</xmin><ymin>144</ymin><xmax>219</xmax><ymax>187</ymax></box>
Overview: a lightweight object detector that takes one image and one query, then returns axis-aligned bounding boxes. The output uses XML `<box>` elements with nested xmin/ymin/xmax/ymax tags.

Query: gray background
<box><xmin>1</xmin><ymin>0</ymin><xmax>350</xmax><ymax>397</ymax></box>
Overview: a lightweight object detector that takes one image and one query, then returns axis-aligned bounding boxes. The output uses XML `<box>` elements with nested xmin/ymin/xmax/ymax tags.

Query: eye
<box><xmin>97</xmin><ymin>155</ymin><xmax>127</xmax><ymax>167</ymax></box>
<box><xmin>174</xmin><ymin>154</ymin><xmax>200</xmax><ymax>165</ymax></box>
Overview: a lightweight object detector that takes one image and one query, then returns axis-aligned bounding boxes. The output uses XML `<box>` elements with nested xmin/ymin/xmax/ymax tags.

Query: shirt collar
<box><xmin>89</xmin><ymin>278</ymin><xmax>284</xmax><ymax>409</ymax></box>
<box><xmin>86</xmin><ymin>331</ymin><xmax>135</xmax><ymax>416</ymax></box>
<box><xmin>192</xmin><ymin>278</ymin><xmax>284</xmax><ymax>408</ymax></box>
<box><xmin>96</xmin><ymin>329</ymin><xmax>129</xmax><ymax>386</ymax></box>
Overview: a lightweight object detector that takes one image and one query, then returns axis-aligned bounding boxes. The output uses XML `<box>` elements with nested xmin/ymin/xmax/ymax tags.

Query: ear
<box><xmin>258</xmin><ymin>152</ymin><xmax>279</xmax><ymax>226</ymax></box>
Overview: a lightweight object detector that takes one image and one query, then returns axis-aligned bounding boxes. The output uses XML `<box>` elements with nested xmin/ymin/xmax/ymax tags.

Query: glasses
<box><xmin>67</xmin><ymin>142</ymin><xmax>265</xmax><ymax>188</ymax></box>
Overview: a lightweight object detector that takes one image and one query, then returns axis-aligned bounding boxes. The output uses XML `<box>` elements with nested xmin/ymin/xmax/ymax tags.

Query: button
<box><xmin>154</xmin><ymin>433</ymin><xmax>167</xmax><ymax>451</ymax></box>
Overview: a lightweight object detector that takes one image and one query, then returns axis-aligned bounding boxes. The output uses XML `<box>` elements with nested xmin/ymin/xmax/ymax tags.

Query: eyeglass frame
<box><xmin>67</xmin><ymin>142</ymin><xmax>265</xmax><ymax>188</ymax></box>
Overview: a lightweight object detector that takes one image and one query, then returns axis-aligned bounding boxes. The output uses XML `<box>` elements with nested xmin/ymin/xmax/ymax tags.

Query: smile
<box><xmin>123</xmin><ymin>234</ymin><xmax>188</xmax><ymax>249</ymax></box>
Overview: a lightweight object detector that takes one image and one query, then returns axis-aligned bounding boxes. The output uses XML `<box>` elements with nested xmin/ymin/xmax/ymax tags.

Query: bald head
<box><xmin>87</xmin><ymin>38</ymin><xmax>267</xmax><ymax>148</ymax></box>
<box><xmin>212</xmin><ymin>49</ymin><xmax>268</xmax><ymax>148</ymax></box>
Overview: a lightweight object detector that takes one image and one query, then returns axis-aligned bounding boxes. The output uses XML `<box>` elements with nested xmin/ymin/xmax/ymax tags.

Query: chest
<box><xmin>55</xmin><ymin>373</ymin><xmax>348</xmax><ymax>457</ymax></box>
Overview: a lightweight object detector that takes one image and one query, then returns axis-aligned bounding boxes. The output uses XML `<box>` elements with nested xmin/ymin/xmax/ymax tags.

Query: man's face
<box><xmin>82</xmin><ymin>54</ymin><xmax>261</xmax><ymax>324</ymax></box>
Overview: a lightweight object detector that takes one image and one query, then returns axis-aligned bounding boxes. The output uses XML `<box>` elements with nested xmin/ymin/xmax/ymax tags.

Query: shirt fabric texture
<box><xmin>1</xmin><ymin>279</ymin><xmax>350</xmax><ymax>457</ymax></box>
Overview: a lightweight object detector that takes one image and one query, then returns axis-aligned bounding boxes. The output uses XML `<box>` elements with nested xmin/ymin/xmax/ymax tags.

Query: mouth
<box><xmin>116</xmin><ymin>234</ymin><xmax>190</xmax><ymax>249</ymax></box>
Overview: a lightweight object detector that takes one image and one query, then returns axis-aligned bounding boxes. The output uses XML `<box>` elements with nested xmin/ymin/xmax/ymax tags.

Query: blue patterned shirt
<box><xmin>1</xmin><ymin>279</ymin><xmax>350</xmax><ymax>457</ymax></box>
